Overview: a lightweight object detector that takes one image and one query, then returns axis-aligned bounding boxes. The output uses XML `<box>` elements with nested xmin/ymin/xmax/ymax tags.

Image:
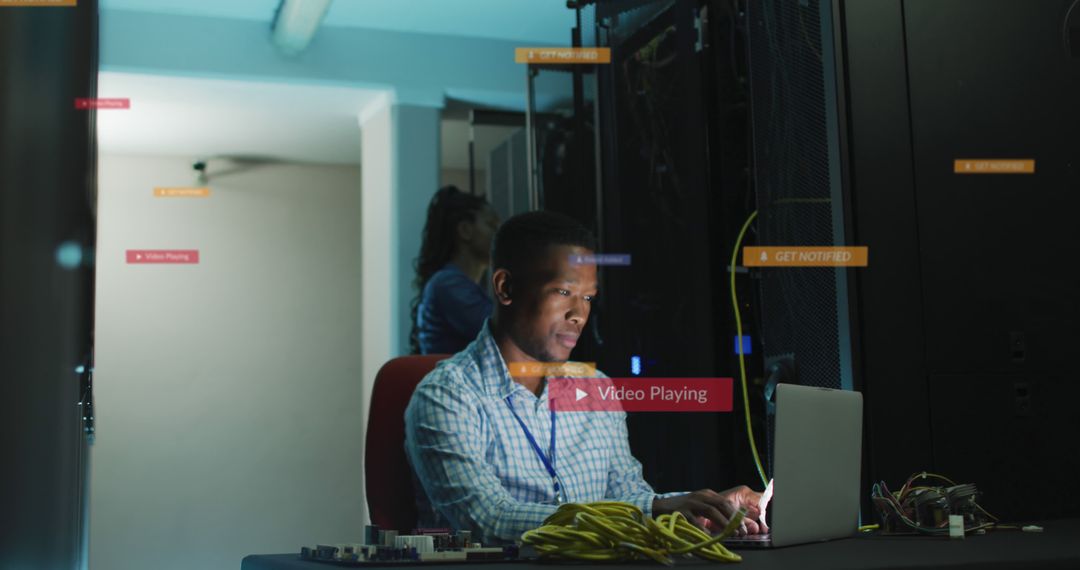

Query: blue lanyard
<box><xmin>504</xmin><ymin>395</ymin><xmax>562</xmax><ymax>503</ymax></box>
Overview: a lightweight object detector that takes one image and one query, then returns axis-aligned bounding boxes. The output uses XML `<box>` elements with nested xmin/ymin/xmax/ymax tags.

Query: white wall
<box><xmin>91</xmin><ymin>154</ymin><xmax>365</xmax><ymax>570</ymax></box>
<box><xmin>358</xmin><ymin>100</ymin><xmax>442</xmax><ymax>416</ymax></box>
<box><xmin>358</xmin><ymin>104</ymin><xmax>395</xmax><ymax>512</ymax></box>
<box><xmin>392</xmin><ymin>104</ymin><xmax>443</xmax><ymax>355</ymax></box>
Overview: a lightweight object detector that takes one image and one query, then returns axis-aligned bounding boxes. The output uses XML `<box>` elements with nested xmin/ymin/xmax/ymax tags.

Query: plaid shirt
<box><xmin>404</xmin><ymin>320</ymin><xmax>685</xmax><ymax>544</ymax></box>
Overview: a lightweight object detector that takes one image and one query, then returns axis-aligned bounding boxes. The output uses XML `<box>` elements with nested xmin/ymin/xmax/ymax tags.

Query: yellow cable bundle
<box><xmin>520</xmin><ymin>502</ymin><xmax>746</xmax><ymax>566</ymax></box>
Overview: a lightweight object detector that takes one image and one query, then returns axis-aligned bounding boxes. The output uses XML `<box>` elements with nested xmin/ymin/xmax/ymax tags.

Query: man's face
<box><xmin>509</xmin><ymin>245</ymin><xmax>598</xmax><ymax>362</ymax></box>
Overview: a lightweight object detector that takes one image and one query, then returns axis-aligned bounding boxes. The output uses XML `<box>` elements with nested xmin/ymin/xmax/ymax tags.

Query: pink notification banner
<box><xmin>126</xmin><ymin>249</ymin><xmax>199</xmax><ymax>264</ymax></box>
<box><xmin>549</xmin><ymin>377</ymin><xmax>734</xmax><ymax>413</ymax></box>
<box><xmin>74</xmin><ymin>98</ymin><xmax>130</xmax><ymax>109</ymax></box>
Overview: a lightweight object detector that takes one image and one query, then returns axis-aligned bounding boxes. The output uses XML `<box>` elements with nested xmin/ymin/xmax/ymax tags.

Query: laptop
<box><xmin>724</xmin><ymin>383</ymin><xmax>863</xmax><ymax>548</ymax></box>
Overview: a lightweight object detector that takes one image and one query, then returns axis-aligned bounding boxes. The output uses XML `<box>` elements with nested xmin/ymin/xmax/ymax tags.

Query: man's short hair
<box><xmin>491</xmin><ymin>211</ymin><xmax>597</xmax><ymax>277</ymax></box>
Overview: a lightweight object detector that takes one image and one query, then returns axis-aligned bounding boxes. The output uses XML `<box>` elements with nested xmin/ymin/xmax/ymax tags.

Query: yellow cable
<box><xmin>730</xmin><ymin>210</ymin><xmax>768</xmax><ymax>488</ymax></box>
<box><xmin>521</xmin><ymin>502</ymin><xmax>746</xmax><ymax>565</ymax></box>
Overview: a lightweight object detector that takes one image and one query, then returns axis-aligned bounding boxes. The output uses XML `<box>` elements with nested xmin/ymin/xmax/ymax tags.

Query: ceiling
<box><xmin>100</xmin><ymin>0</ymin><xmax>576</xmax><ymax>44</ymax></box>
<box><xmin>96</xmin><ymin>72</ymin><xmax>380</xmax><ymax>165</ymax></box>
<box><xmin>96</xmin><ymin>72</ymin><xmax>521</xmax><ymax>169</ymax></box>
<box><xmin>96</xmin><ymin>1</ymin><xmax>559</xmax><ymax>167</ymax></box>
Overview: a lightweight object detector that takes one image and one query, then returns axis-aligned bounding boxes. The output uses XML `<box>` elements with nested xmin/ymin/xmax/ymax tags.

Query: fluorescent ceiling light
<box><xmin>271</xmin><ymin>0</ymin><xmax>333</xmax><ymax>55</ymax></box>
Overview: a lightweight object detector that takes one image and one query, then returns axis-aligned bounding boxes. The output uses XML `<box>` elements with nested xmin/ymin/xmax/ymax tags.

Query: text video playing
<box><xmin>548</xmin><ymin>377</ymin><xmax>733</xmax><ymax>412</ymax></box>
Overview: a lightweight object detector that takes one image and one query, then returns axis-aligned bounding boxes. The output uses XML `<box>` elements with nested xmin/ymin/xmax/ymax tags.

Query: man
<box><xmin>404</xmin><ymin>211</ymin><xmax>767</xmax><ymax>544</ymax></box>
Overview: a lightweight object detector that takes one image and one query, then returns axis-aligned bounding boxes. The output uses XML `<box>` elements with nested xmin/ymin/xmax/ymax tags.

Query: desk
<box><xmin>242</xmin><ymin>519</ymin><xmax>1080</xmax><ymax>570</ymax></box>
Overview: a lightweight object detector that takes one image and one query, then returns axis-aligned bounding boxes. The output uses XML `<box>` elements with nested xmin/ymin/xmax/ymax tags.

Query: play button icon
<box><xmin>575</xmin><ymin>388</ymin><xmax>588</xmax><ymax>401</ymax></box>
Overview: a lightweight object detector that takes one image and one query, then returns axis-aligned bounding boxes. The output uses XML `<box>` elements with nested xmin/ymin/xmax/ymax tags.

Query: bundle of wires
<box><xmin>871</xmin><ymin>472</ymin><xmax>1003</xmax><ymax>535</ymax></box>
<box><xmin>520</xmin><ymin>501</ymin><xmax>746</xmax><ymax>566</ymax></box>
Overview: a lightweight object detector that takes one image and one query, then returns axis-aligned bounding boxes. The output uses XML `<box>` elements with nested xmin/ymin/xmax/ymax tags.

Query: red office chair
<box><xmin>365</xmin><ymin>354</ymin><xmax>449</xmax><ymax>532</ymax></box>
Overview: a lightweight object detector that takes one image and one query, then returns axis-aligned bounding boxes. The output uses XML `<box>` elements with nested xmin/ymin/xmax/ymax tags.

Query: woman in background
<box><xmin>410</xmin><ymin>185</ymin><xmax>501</xmax><ymax>355</ymax></box>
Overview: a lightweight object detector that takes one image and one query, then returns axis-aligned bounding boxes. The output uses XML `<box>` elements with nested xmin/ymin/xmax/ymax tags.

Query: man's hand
<box><xmin>652</xmin><ymin>486</ymin><xmax>770</xmax><ymax>536</ymax></box>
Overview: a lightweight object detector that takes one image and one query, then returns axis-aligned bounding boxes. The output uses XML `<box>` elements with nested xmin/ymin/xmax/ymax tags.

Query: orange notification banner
<box><xmin>508</xmin><ymin>361</ymin><xmax>596</xmax><ymax>378</ymax></box>
<box><xmin>744</xmin><ymin>246</ymin><xmax>868</xmax><ymax>267</ymax></box>
<box><xmin>154</xmin><ymin>187</ymin><xmax>211</xmax><ymax>198</ymax></box>
<box><xmin>515</xmin><ymin>47</ymin><xmax>611</xmax><ymax>64</ymax></box>
<box><xmin>954</xmin><ymin>159</ymin><xmax>1035</xmax><ymax>174</ymax></box>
